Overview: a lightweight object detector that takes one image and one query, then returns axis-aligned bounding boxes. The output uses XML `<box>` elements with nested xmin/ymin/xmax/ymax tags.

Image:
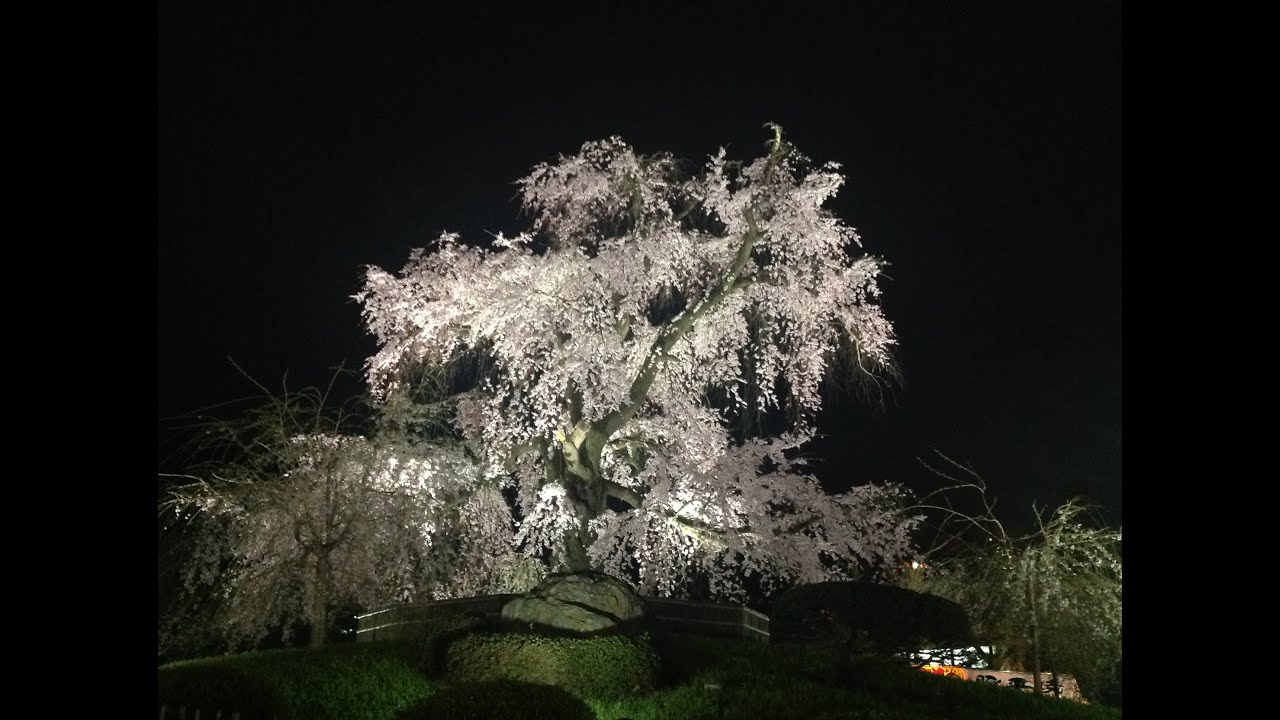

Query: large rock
<box><xmin>501</xmin><ymin>571</ymin><xmax>645</xmax><ymax>634</ymax></box>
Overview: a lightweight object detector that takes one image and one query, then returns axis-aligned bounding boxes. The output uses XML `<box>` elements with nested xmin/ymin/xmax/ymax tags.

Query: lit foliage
<box><xmin>903</xmin><ymin>455</ymin><xmax>1122</xmax><ymax>700</ymax></box>
<box><xmin>160</xmin><ymin>384</ymin><xmax>539</xmax><ymax>653</ymax></box>
<box><xmin>357</xmin><ymin>128</ymin><xmax>919</xmax><ymax>599</ymax></box>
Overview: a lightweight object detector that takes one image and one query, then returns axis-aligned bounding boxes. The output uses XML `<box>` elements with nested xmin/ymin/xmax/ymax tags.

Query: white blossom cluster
<box><xmin>356</xmin><ymin>134</ymin><xmax>916</xmax><ymax>597</ymax></box>
<box><xmin>165</xmin><ymin>432</ymin><xmax>536</xmax><ymax>648</ymax></box>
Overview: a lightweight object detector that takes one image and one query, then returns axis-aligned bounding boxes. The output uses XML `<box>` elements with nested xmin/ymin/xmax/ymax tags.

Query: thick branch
<box><xmin>601</xmin><ymin>208</ymin><xmax>761</xmax><ymax>437</ymax></box>
<box><xmin>665</xmin><ymin>511</ymin><xmax>732</xmax><ymax>550</ymax></box>
<box><xmin>605</xmin><ymin>480</ymin><xmax>643</xmax><ymax>509</ymax></box>
<box><xmin>321</xmin><ymin>516</ymin><xmax>356</xmax><ymax>551</ymax></box>
<box><xmin>783</xmin><ymin>512</ymin><xmax>820</xmax><ymax>536</ymax></box>
<box><xmin>502</xmin><ymin>436</ymin><xmax>544</xmax><ymax>472</ymax></box>
<box><xmin>673</xmin><ymin>198</ymin><xmax>703</xmax><ymax>223</ymax></box>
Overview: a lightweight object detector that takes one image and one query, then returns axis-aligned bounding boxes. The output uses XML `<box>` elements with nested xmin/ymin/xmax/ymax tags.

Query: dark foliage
<box><xmin>446</xmin><ymin>629</ymin><xmax>661</xmax><ymax>701</ymax></box>
<box><xmin>157</xmin><ymin>641</ymin><xmax>430</xmax><ymax>720</ymax></box>
<box><xmin>770</xmin><ymin>581</ymin><xmax>974</xmax><ymax>658</ymax></box>
<box><xmin>412</xmin><ymin>613</ymin><xmax>488</xmax><ymax>676</ymax></box>
<box><xmin>396</xmin><ymin>679</ymin><xmax>595</xmax><ymax>720</ymax></box>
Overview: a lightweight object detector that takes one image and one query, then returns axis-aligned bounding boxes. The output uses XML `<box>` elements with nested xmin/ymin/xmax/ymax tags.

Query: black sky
<box><xmin>158</xmin><ymin>3</ymin><xmax>1121</xmax><ymax>534</ymax></box>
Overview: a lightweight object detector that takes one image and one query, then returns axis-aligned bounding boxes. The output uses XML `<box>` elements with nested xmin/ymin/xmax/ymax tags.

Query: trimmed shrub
<box><xmin>396</xmin><ymin>679</ymin><xmax>595</xmax><ymax>720</ymax></box>
<box><xmin>631</xmin><ymin>632</ymin><xmax>1120</xmax><ymax>720</ymax></box>
<box><xmin>770</xmin><ymin>581</ymin><xmax>974</xmax><ymax>658</ymax></box>
<box><xmin>157</xmin><ymin>641</ymin><xmax>432</xmax><ymax>720</ymax></box>
<box><xmin>157</xmin><ymin>661</ymin><xmax>277</xmax><ymax>719</ymax></box>
<box><xmin>447</xmin><ymin>630</ymin><xmax>660</xmax><ymax>701</ymax></box>
<box><xmin>412</xmin><ymin>613</ymin><xmax>488</xmax><ymax>676</ymax></box>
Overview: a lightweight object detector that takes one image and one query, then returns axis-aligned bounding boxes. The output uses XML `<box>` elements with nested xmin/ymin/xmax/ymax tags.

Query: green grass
<box><xmin>587</xmin><ymin>633</ymin><xmax>1122</xmax><ymax>720</ymax></box>
<box><xmin>399</xmin><ymin>679</ymin><xmax>596</xmax><ymax>720</ymax></box>
<box><xmin>159</xmin><ymin>631</ymin><xmax>1120</xmax><ymax>720</ymax></box>
<box><xmin>158</xmin><ymin>641</ymin><xmax>434</xmax><ymax>720</ymax></box>
<box><xmin>446</xmin><ymin>629</ymin><xmax>660</xmax><ymax>700</ymax></box>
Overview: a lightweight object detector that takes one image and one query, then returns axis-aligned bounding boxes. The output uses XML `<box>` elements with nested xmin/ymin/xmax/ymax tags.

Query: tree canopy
<box><xmin>900</xmin><ymin>455</ymin><xmax>1122</xmax><ymax>702</ymax></box>
<box><xmin>357</xmin><ymin>128</ymin><xmax>918</xmax><ymax>598</ymax></box>
<box><xmin>159</xmin><ymin>373</ymin><xmax>538</xmax><ymax>654</ymax></box>
<box><xmin>161</xmin><ymin>129</ymin><xmax>930</xmax><ymax>656</ymax></box>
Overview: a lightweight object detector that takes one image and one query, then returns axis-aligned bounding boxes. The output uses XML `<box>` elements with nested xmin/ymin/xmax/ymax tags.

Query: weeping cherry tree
<box><xmin>159</xmin><ymin>373</ymin><xmax>536</xmax><ymax>654</ymax></box>
<box><xmin>903</xmin><ymin>453</ymin><xmax>1122</xmax><ymax>702</ymax></box>
<box><xmin>357</xmin><ymin>127</ymin><xmax>920</xmax><ymax>599</ymax></box>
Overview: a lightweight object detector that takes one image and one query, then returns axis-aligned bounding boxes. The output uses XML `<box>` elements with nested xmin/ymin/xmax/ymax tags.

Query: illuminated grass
<box><xmin>588</xmin><ymin>634</ymin><xmax>1121</xmax><ymax>720</ymax></box>
<box><xmin>158</xmin><ymin>633</ymin><xmax>1120</xmax><ymax>719</ymax></box>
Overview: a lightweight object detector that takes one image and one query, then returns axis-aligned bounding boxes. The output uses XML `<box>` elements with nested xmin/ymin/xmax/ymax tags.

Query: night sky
<box><xmin>158</xmin><ymin>4</ymin><xmax>1121</xmax><ymax>535</ymax></box>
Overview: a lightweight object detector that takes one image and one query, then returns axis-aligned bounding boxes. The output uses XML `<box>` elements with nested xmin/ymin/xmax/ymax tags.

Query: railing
<box><xmin>356</xmin><ymin>594</ymin><xmax>771</xmax><ymax>643</ymax></box>
<box><xmin>644</xmin><ymin>596</ymin><xmax>771</xmax><ymax>642</ymax></box>
<box><xmin>355</xmin><ymin>594</ymin><xmax>519</xmax><ymax>642</ymax></box>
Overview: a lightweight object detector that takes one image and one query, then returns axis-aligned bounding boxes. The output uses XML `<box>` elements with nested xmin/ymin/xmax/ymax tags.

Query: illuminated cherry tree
<box><xmin>358</xmin><ymin>128</ymin><xmax>919</xmax><ymax>599</ymax></box>
<box><xmin>160</xmin><ymin>383</ymin><xmax>539</xmax><ymax>653</ymax></box>
<box><xmin>903</xmin><ymin>455</ymin><xmax>1123</xmax><ymax>701</ymax></box>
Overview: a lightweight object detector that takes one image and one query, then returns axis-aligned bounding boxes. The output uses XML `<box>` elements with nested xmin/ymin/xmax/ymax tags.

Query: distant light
<box><xmin>911</xmin><ymin>561</ymin><xmax>920</xmax><ymax>570</ymax></box>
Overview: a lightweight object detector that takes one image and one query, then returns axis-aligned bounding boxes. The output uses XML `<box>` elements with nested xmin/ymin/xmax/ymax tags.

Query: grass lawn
<box><xmin>588</xmin><ymin>633</ymin><xmax>1119</xmax><ymax>720</ymax></box>
<box><xmin>159</xmin><ymin>630</ymin><xmax>1121</xmax><ymax>719</ymax></box>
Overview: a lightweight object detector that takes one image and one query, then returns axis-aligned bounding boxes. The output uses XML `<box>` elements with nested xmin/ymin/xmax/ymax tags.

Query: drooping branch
<box><xmin>350</xmin><ymin>131</ymin><xmax>917</xmax><ymax>601</ymax></box>
<box><xmin>664</xmin><ymin>511</ymin><xmax>732</xmax><ymax>549</ymax></box>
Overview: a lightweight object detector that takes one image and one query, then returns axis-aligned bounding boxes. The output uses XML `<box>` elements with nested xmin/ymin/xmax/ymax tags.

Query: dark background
<box><xmin>158</xmin><ymin>3</ymin><xmax>1121</xmax><ymax>535</ymax></box>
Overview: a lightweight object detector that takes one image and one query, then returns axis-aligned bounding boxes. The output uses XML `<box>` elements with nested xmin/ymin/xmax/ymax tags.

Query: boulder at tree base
<box><xmin>502</xmin><ymin>571</ymin><xmax>645</xmax><ymax>633</ymax></box>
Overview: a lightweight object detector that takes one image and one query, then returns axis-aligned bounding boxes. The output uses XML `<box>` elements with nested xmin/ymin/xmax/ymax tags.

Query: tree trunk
<box><xmin>1029</xmin><ymin>569</ymin><xmax>1041</xmax><ymax>695</ymax></box>
<box><xmin>559</xmin><ymin>478</ymin><xmax>600</xmax><ymax>572</ymax></box>
<box><xmin>561</xmin><ymin>530</ymin><xmax>592</xmax><ymax>572</ymax></box>
<box><xmin>310</xmin><ymin>553</ymin><xmax>331</xmax><ymax>648</ymax></box>
<box><xmin>553</xmin><ymin>426</ymin><xmax>609</xmax><ymax>573</ymax></box>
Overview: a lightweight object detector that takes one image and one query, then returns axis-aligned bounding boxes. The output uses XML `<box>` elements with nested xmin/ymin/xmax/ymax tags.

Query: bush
<box><xmin>157</xmin><ymin>641</ymin><xmax>432</xmax><ymax>720</ymax></box>
<box><xmin>412</xmin><ymin>613</ymin><xmax>488</xmax><ymax>676</ymax></box>
<box><xmin>157</xmin><ymin>661</ymin><xmax>277</xmax><ymax>719</ymax></box>
<box><xmin>1079</xmin><ymin>654</ymin><xmax>1121</xmax><ymax>707</ymax></box>
<box><xmin>613</xmin><ymin>632</ymin><xmax>1120</xmax><ymax>720</ymax></box>
<box><xmin>396</xmin><ymin>679</ymin><xmax>595</xmax><ymax>720</ymax></box>
<box><xmin>770</xmin><ymin>581</ymin><xmax>974</xmax><ymax>658</ymax></box>
<box><xmin>447</xmin><ymin>630</ymin><xmax>660</xmax><ymax>701</ymax></box>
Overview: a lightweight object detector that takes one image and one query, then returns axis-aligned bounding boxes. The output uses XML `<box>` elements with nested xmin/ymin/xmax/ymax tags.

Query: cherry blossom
<box><xmin>357</xmin><ymin>129</ymin><xmax>918</xmax><ymax>598</ymax></box>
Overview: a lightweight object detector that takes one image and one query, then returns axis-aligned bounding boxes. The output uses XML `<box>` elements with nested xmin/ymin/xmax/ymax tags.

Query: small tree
<box><xmin>159</xmin><ymin>367</ymin><xmax>535</xmax><ymax>655</ymax></box>
<box><xmin>904</xmin><ymin>454</ymin><xmax>1121</xmax><ymax>701</ymax></box>
<box><xmin>357</xmin><ymin>127</ymin><xmax>919</xmax><ymax>599</ymax></box>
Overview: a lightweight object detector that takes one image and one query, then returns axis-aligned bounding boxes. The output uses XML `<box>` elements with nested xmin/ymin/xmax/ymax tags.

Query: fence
<box><xmin>356</xmin><ymin>594</ymin><xmax>771</xmax><ymax>643</ymax></box>
<box><xmin>643</xmin><ymin>596</ymin><xmax>770</xmax><ymax>642</ymax></box>
<box><xmin>355</xmin><ymin>593</ymin><xmax>519</xmax><ymax>642</ymax></box>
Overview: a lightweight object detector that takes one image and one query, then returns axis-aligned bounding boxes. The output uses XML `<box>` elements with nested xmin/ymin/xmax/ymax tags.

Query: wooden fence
<box><xmin>643</xmin><ymin>596</ymin><xmax>771</xmax><ymax>642</ymax></box>
<box><xmin>356</xmin><ymin>594</ymin><xmax>772</xmax><ymax>643</ymax></box>
<box><xmin>354</xmin><ymin>593</ymin><xmax>519</xmax><ymax>642</ymax></box>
